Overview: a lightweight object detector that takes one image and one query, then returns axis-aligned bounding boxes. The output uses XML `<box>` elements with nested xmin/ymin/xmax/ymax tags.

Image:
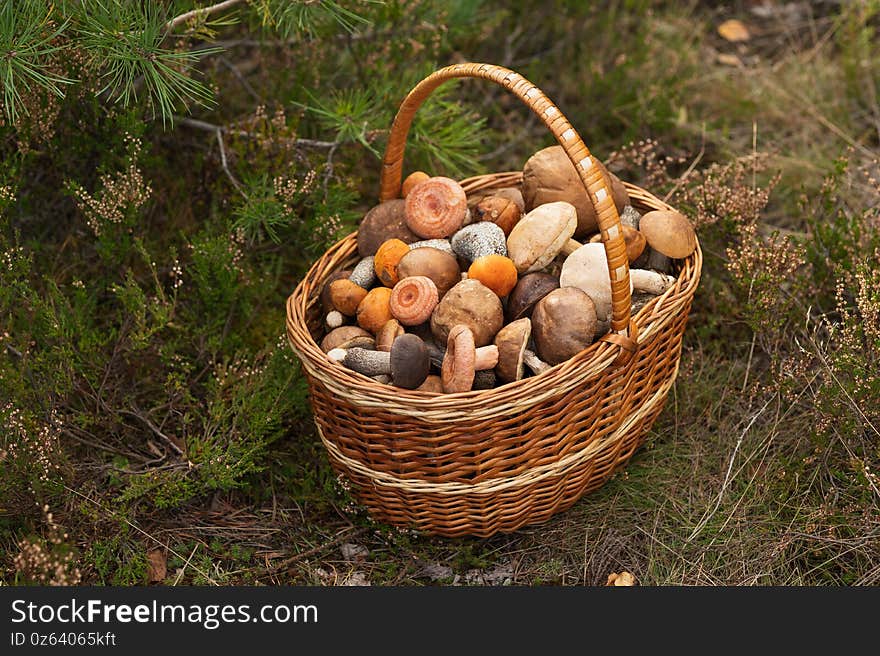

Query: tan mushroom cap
<box><xmin>559</xmin><ymin>242</ymin><xmax>634</xmax><ymax>324</ymax></box>
<box><xmin>320</xmin><ymin>326</ymin><xmax>375</xmax><ymax>353</ymax></box>
<box><xmin>589</xmin><ymin>224</ymin><xmax>646</xmax><ymax>264</ymax></box>
<box><xmin>375</xmin><ymin>319</ymin><xmax>405</xmax><ymax>352</ymax></box>
<box><xmin>430</xmin><ymin>278</ymin><xmax>504</xmax><ymax>348</ymax></box>
<box><xmin>522</xmin><ymin>145</ymin><xmax>629</xmax><ymax>238</ymax></box>
<box><xmin>329</xmin><ymin>278</ymin><xmax>368</xmax><ymax>316</ymax></box>
<box><xmin>396</xmin><ymin>246</ymin><xmax>461</xmax><ymax>298</ymax></box>
<box><xmin>532</xmin><ymin>287</ymin><xmax>598</xmax><ymax>365</ymax></box>
<box><xmin>638</xmin><ymin>209</ymin><xmax>697</xmax><ymax>259</ymax></box>
<box><xmin>506</xmin><ymin>201</ymin><xmax>578</xmax><ymax>274</ymax></box>
<box><xmin>494</xmin><ymin>318</ymin><xmax>532</xmax><ymax>383</ymax></box>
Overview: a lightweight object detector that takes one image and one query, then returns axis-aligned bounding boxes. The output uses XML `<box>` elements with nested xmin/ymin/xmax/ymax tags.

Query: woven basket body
<box><xmin>286</xmin><ymin>64</ymin><xmax>701</xmax><ymax>537</ymax></box>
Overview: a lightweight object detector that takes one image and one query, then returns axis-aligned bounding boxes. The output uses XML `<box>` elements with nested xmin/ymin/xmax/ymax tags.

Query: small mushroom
<box><xmin>522</xmin><ymin>145</ymin><xmax>628</xmax><ymax>237</ymax></box>
<box><xmin>494</xmin><ymin>318</ymin><xmax>532</xmax><ymax>383</ymax></box>
<box><xmin>401</xmin><ymin>171</ymin><xmax>430</xmax><ymax>198</ymax></box>
<box><xmin>560</xmin><ymin>243</ymin><xmax>628</xmax><ymax>324</ymax></box>
<box><xmin>506</xmin><ymin>272</ymin><xmax>559</xmax><ymax>322</ymax></box>
<box><xmin>356</xmin><ymin>286</ymin><xmax>394</xmax><ymax>334</ymax></box>
<box><xmin>389</xmin><ymin>276</ymin><xmax>439</xmax><ymax>326</ymax></box>
<box><xmin>325</xmin><ymin>310</ymin><xmax>344</xmax><ymax>331</ymax></box>
<box><xmin>349</xmin><ymin>256</ymin><xmax>377</xmax><ymax>289</ymax></box>
<box><xmin>630</xmin><ymin>269</ymin><xmax>676</xmax><ymax>295</ymax></box>
<box><xmin>606</xmin><ymin>571</ymin><xmax>636</xmax><ymax>586</ymax></box>
<box><xmin>532</xmin><ymin>287</ymin><xmax>598</xmax><ymax>365</ymax></box>
<box><xmin>396</xmin><ymin>246</ymin><xmax>461</xmax><ymax>298</ymax></box>
<box><xmin>522</xmin><ymin>348</ymin><xmax>550</xmax><ymax>375</ymax></box>
<box><xmin>357</xmin><ymin>199</ymin><xmax>419</xmax><ymax>257</ymax></box>
<box><xmin>441</xmin><ymin>324</ymin><xmax>499</xmax><ymax>393</ymax></box>
<box><xmin>374</xmin><ymin>238</ymin><xmax>411</xmax><ymax>287</ymax></box>
<box><xmin>638</xmin><ymin>209</ymin><xmax>697</xmax><ymax>259</ymax></box>
<box><xmin>404</xmin><ymin>176</ymin><xmax>468</xmax><ymax>239</ymax></box>
<box><xmin>430</xmin><ymin>278</ymin><xmax>504</xmax><ymax>347</ymax></box>
<box><xmin>450</xmin><ymin>222</ymin><xmax>508</xmax><ymax>262</ymax></box>
<box><xmin>375</xmin><ymin>319</ymin><xmax>405</xmax><ymax>352</ymax></box>
<box><xmin>321</xmin><ymin>269</ymin><xmax>353</xmax><ymax>314</ymax></box>
<box><xmin>332</xmin><ymin>334</ymin><xmax>430</xmax><ymax>390</ymax></box>
<box><xmin>506</xmin><ymin>201</ymin><xmax>581</xmax><ymax>274</ymax></box>
<box><xmin>329</xmin><ymin>278</ymin><xmax>369</xmax><ymax>316</ymax></box>
<box><xmin>467</xmin><ymin>254</ymin><xmax>518</xmax><ymax>298</ymax></box>
<box><xmin>472</xmin><ymin>195</ymin><xmax>523</xmax><ymax>236</ymax></box>
<box><xmin>407</xmin><ymin>238</ymin><xmax>454</xmax><ymax>255</ymax></box>
<box><xmin>588</xmin><ymin>224</ymin><xmax>647</xmax><ymax>265</ymax></box>
<box><xmin>320</xmin><ymin>325</ymin><xmax>375</xmax><ymax>353</ymax></box>
<box><xmin>415</xmin><ymin>374</ymin><xmax>444</xmax><ymax>393</ymax></box>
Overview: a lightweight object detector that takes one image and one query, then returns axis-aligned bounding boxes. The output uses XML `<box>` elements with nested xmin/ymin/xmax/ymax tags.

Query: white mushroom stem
<box><xmin>630</xmin><ymin>269</ymin><xmax>676</xmax><ymax>295</ymax></box>
<box><xmin>428</xmin><ymin>342</ymin><xmax>498</xmax><ymax>370</ymax></box>
<box><xmin>522</xmin><ymin>349</ymin><xmax>550</xmax><ymax>374</ymax></box>
<box><xmin>325</xmin><ymin>310</ymin><xmax>344</xmax><ymax>330</ymax></box>
<box><xmin>561</xmin><ymin>238</ymin><xmax>582</xmax><ymax>257</ymax></box>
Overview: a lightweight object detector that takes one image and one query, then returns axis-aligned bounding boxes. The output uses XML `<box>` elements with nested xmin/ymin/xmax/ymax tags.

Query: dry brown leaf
<box><xmin>717</xmin><ymin>53</ymin><xmax>745</xmax><ymax>68</ymax></box>
<box><xmin>147</xmin><ymin>549</ymin><xmax>167</xmax><ymax>583</ymax></box>
<box><xmin>717</xmin><ymin>19</ymin><xmax>750</xmax><ymax>42</ymax></box>
<box><xmin>606</xmin><ymin>571</ymin><xmax>636</xmax><ymax>586</ymax></box>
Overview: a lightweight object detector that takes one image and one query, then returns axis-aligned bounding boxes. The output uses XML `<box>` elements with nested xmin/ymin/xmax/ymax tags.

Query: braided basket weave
<box><xmin>286</xmin><ymin>63</ymin><xmax>702</xmax><ymax>537</ymax></box>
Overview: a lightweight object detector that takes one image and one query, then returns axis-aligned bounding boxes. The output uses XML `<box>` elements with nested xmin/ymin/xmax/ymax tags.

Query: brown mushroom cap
<box><xmin>522</xmin><ymin>145</ymin><xmax>627</xmax><ymax>238</ymax></box>
<box><xmin>404</xmin><ymin>176</ymin><xmax>468</xmax><ymax>239</ymax></box>
<box><xmin>430</xmin><ymin>278</ymin><xmax>504</xmax><ymax>348</ymax></box>
<box><xmin>374</xmin><ymin>238</ymin><xmax>411</xmax><ymax>287</ymax></box>
<box><xmin>375</xmin><ymin>319</ymin><xmax>405</xmax><ymax>352</ymax></box>
<box><xmin>329</xmin><ymin>278</ymin><xmax>369</xmax><ymax>316</ymax></box>
<box><xmin>401</xmin><ymin>171</ymin><xmax>430</xmax><ymax>198</ymax></box>
<box><xmin>415</xmin><ymin>374</ymin><xmax>444</xmax><ymax>393</ymax></box>
<box><xmin>389</xmin><ymin>276</ymin><xmax>439</xmax><ymax>326</ymax></box>
<box><xmin>473</xmin><ymin>195</ymin><xmax>523</xmax><ymax>236</ymax></box>
<box><xmin>494</xmin><ymin>318</ymin><xmax>532</xmax><ymax>383</ymax></box>
<box><xmin>389</xmin><ymin>333</ymin><xmax>430</xmax><ymax>389</ymax></box>
<box><xmin>588</xmin><ymin>224</ymin><xmax>646</xmax><ymax>264</ymax></box>
<box><xmin>320</xmin><ymin>269</ymin><xmax>353</xmax><ymax>314</ymax></box>
<box><xmin>638</xmin><ymin>209</ymin><xmax>697</xmax><ymax>259</ymax></box>
<box><xmin>506</xmin><ymin>201</ymin><xmax>578</xmax><ymax>274</ymax></box>
<box><xmin>396</xmin><ymin>246</ymin><xmax>461</xmax><ymax>298</ymax></box>
<box><xmin>356</xmin><ymin>286</ymin><xmax>394</xmax><ymax>334</ymax></box>
<box><xmin>357</xmin><ymin>199</ymin><xmax>419</xmax><ymax>257</ymax></box>
<box><xmin>467</xmin><ymin>254</ymin><xmax>518</xmax><ymax>298</ymax></box>
<box><xmin>320</xmin><ymin>326</ymin><xmax>375</xmax><ymax>353</ymax></box>
<box><xmin>506</xmin><ymin>272</ymin><xmax>560</xmax><ymax>322</ymax></box>
<box><xmin>532</xmin><ymin>287</ymin><xmax>598</xmax><ymax>365</ymax></box>
<box><xmin>441</xmin><ymin>324</ymin><xmax>477</xmax><ymax>393</ymax></box>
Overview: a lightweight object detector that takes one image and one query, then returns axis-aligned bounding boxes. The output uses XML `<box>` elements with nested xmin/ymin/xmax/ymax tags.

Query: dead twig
<box><xmin>166</xmin><ymin>0</ymin><xmax>245</xmax><ymax>33</ymax></box>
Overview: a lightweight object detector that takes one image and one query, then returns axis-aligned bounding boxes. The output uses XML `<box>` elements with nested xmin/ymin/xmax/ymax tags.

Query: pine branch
<box><xmin>166</xmin><ymin>0</ymin><xmax>247</xmax><ymax>33</ymax></box>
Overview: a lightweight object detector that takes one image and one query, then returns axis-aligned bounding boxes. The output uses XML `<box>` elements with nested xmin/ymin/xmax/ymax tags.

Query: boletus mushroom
<box><xmin>320</xmin><ymin>326</ymin><xmax>375</xmax><ymax>353</ymax></box>
<box><xmin>506</xmin><ymin>272</ymin><xmax>559</xmax><ymax>322</ymax></box>
<box><xmin>357</xmin><ymin>199</ymin><xmax>419</xmax><ymax>257</ymax></box>
<box><xmin>532</xmin><ymin>287</ymin><xmax>598</xmax><ymax>365</ymax></box>
<box><xmin>522</xmin><ymin>145</ymin><xmax>629</xmax><ymax>238</ymax></box>
<box><xmin>506</xmin><ymin>201</ymin><xmax>581</xmax><ymax>274</ymax></box>
<box><xmin>401</xmin><ymin>171</ymin><xmax>430</xmax><ymax>198</ymax></box>
<box><xmin>450</xmin><ymin>222</ymin><xmax>508</xmax><ymax>263</ymax></box>
<box><xmin>375</xmin><ymin>319</ymin><xmax>405</xmax><ymax>352</ymax></box>
<box><xmin>331</xmin><ymin>333</ymin><xmax>430</xmax><ymax>390</ymax></box>
<box><xmin>638</xmin><ymin>209</ymin><xmax>697</xmax><ymax>260</ymax></box>
<box><xmin>389</xmin><ymin>276</ymin><xmax>439</xmax><ymax>326</ymax></box>
<box><xmin>430</xmin><ymin>278</ymin><xmax>504</xmax><ymax>348</ymax></box>
<box><xmin>404</xmin><ymin>176</ymin><xmax>468</xmax><ymax>239</ymax></box>
<box><xmin>588</xmin><ymin>224</ymin><xmax>646</xmax><ymax>264</ymax></box>
<box><xmin>472</xmin><ymin>195</ymin><xmax>523</xmax><ymax>236</ymax></box>
<box><xmin>395</xmin><ymin>246</ymin><xmax>461</xmax><ymax>298</ymax></box>
<box><xmin>329</xmin><ymin>278</ymin><xmax>368</xmax><ymax>316</ymax></box>
<box><xmin>494</xmin><ymin>318</ymin><xmax>532</xmax><ymax>384</ymax></box>
<box><xmin>559</xmin><ymin>243</ymin><xmax>618</xmax><ymax>324</ymax></box>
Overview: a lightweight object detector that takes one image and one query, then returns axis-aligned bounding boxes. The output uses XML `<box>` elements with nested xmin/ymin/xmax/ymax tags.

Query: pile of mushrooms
<box><xmin>319</xmin><ymin>145</ymin><xmax>697</xmax><ymax>393</ymax></box>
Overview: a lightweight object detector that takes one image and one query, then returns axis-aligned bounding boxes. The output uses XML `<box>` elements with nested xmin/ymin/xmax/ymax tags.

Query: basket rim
<box><xmin>285</xmin><ymin>173</ymin><xmax>702</xmax><ymax>413</ymax></box>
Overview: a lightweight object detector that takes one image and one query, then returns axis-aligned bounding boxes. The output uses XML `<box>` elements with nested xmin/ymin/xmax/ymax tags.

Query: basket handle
<box><xmin>378</xmin><ymin>63</ymin><xmax>637</xmax><ymax>351</ymax></box>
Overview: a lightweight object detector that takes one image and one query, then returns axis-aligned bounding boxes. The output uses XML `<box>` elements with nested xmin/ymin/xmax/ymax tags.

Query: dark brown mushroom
<box><xmin>506</xmin><ymin>272</ymin><xmax>559</xmax><ymax>322</ymax></box>
<box><xmin>430</xmin><ymin>278</ymin><xmax>504</xmax><ymax>348</ymax></box>
<box><xmin>332</xmin><ymin>334</ymin><xmax>429</xmax><ymax>390</ymax></box>
<box><xmin>357</xmin><ymin>199</ymin><xmax>419</xmax><ymax>257</ymax></box>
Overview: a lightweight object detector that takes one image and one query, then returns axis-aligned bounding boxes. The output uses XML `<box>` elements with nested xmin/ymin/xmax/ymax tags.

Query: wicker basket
<box><xmin>285</xmin><ymin>63</ymin><xmax>702</xmax><ymax>538</ymax></box>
